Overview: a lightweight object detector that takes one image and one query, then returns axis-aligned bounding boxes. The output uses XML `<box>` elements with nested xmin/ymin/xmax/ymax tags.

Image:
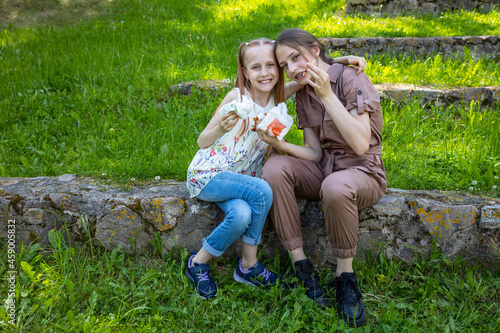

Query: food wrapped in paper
<box><xmin>256</xmin><ymin>102</ymin><xmax>293</xmax><ymax>141</ymax></box>
<box><xmin>218</xmin><ymin>95</ymin><xmax>254</xmax><ymax>119</ymax></box>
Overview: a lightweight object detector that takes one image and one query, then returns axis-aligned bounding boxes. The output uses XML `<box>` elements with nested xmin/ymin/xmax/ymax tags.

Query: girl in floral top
<box><xmin>185</xmin><ymin>38</ymin><xmax>291</xmax><ymax>299</ymax></box>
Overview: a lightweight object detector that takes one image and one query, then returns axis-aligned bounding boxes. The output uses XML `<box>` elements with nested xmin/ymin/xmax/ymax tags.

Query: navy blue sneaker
<box><xmin>334</xmin><ymin>272</ymin><xmax>366</xmax><ymax>327</ymax></box>
<box><xmin>233</xmin><ymin>258</ymin><xmax>284</xmax><ymax>288</ymax></box>
<box><xmin>294</xmin><ymin>259</ymin><xmax>329</xmax><ymax>308</ymax></box>
<box><xmin>185</xmin><ymin>252</ymin><xmax>218</xmax><ymax>299</ymax></box>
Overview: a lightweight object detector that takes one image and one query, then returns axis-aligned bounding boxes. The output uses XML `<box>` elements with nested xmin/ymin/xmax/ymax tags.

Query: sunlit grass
<box><xmin>0</xmin><ymin>0</ymin><xmax>499</xmax><ymax>196</ymax></box>
<box><xmin>212</xmin><ymin>0</ymin><xmax>343</xmax><ymax>24</ymax></box>
<box><xmin>363</xmin><ymin>52</ymin><xmax>500</xmax><ymax>87</ymax></box>
<box><xmin>308</xmin><ymin>9</ymin><xmax>500</xmax><ymax>37</ymax></box>
<box><xmin>382</xmin><ymin>100</ymin><xmax>500</xmax><ymax>193</ymax></box>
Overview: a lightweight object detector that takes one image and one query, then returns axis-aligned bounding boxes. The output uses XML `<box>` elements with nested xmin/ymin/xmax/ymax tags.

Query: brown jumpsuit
<box><xmin>261</xmin><ymin>63</ymin><xmax>387</xmax><ymax>259</ymax></box>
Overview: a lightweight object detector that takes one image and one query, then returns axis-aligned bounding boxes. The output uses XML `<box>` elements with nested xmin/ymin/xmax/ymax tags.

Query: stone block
<box><xmin>409</xmin><ymin>199</ymin><xmax>477</xmax><ymax>257</ymax></box>
<box><xmin>58</xmin><ymin>174</ymin><xmax>75</xmax><ymax>182</ymax></box>
<box><xmin>49</xmin><ymin>193</ymin><xmax>82</xmax><ymax>212</ymax></box>
<box><xmin>23</xmin><ymin>208</ymin><xmax>45</xmax><ymax>226</ymax></box>
<box><xmin>302</xmin><ymin>228</ymin><xmax>320</xmax><ymax>262</ymax></box>
<box><xmin>492</xmin><ymin>88</ymin><xmax>500</xmax><ymax>104</ymax></box>
<box><xmin>95</xmin><ymin>205</ymin><xmax>149</xmax><ymax>252</ymax></box>
<box><xmin>0</xmin><ymin>196</ymin><xmax>9</xmax><ymax>224</ymax></box>
<box><xmin>140</xmin><ymin>197</ymin><xmax>185</xmax><ymax>232</ymax></box>
<box><xmin>418</xmin><ymin>88</ymin><xmax>447</xmax><ymax>108</ymax></box>
<box><xmin>368</xmin><ymin>195</ymin><xmax>407</xmax><ymax>217</ymax></box>
<box><xmin>486</xmin><ymin>36</ymin><xmax>498</xmax><ymax>44</ymax></box>
<box><xmin>357</xmin><ymin>228</ymin><xmax>387</xmax><ymax>259</ymax></box>
<box><xmin>350</xmin><ymin>38</ymin><xmax>366</xmax><ymax>48</ymax></box>
<box><xmin>303</xmin><ymin>201</ymin><xmax>326</xmax><ymax>236</ymax></box>
<box><xmin>315</xmin><ymin>234</ymin><xmax>336</xmax><ymax>265</ymax></box>
<box><xmin>365</xmin><ymin>37</ymin><xmax>385</xmax><ymax>53</ymax></box>
<box><xmin>381</xmin><ymin>88</ymin><xmax>414</xmax><ymax>103</ymax></box>
<box><xmin>421</xmin><ymin>3</ymin><xmax>439</xmax><ymax>14</ymax></box>
<box><xmin>329</xmin><ymin>38</ymin><xmax>348</xmax><ymax>48</ymax></box>
<box><xmin>347</xmin><ymin>0</ymin><xmax>369</xmax><ymax>5</ymax></box>
<box><xmin>480</xmin><ymin>205</ymin><xmax>500</xmax><ymax>229</ymax></box>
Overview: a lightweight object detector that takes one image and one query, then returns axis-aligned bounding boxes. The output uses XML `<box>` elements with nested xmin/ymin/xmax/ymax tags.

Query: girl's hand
<box><xmin>257</xmin><ymin>127</ymin><xmax>282</xmax><ymax>149</ymax></box>
<box><xmin>347</xmin><ymin>56</ymin><xmax>367</xmax><ymax>75</ymax></box>
<box><xmin>333</xmin><ymin>55</ymin><xmax>367</xmax><ymax>75</ymax></box>
<box><xmin>306</xmin><ymin>62</ymin><xmax>334</xmax><ymax>99</ymax></box>
<box><xmin>219</xmin><ymin>111</ymin><xmax>240</xmax><ymax>133</ymax></box>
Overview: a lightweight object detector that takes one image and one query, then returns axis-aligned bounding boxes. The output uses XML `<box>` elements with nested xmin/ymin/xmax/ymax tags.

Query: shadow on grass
<box><xmin>0</xmin><ymin>0</ymin><xmax>115</xmax><ymax>29</ymax></box>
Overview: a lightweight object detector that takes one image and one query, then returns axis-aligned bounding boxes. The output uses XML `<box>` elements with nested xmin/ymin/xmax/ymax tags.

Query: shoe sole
<box><xmin>233</xmin><ymin>270</ymin><xmax>259</xmax><ymax>287</ymax></box>
<box><xmin>185</xmin><ymin>267</ymin><xmax>218</xmax><ymax>299</ymax></box>
<box><xmin>341</xmin><ymin>308</ymin><xmax>366</xmax><ymax>327</ymax></box>
<box><xmin>353</xmin><ymin>309</ymin><xmax>366</xmax><ymax>327</ymax></box>
<box><xmin>233</xmin><ymin>270</ymin><xmax>286</xmax><ymax>289</ymax></box>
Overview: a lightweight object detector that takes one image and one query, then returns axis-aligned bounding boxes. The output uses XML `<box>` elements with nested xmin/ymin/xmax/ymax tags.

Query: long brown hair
<box><xmin>235</xmin><ymin>38</ymin><xmax>285</xmax><ymax>104</ymax></box>
<box><xmin>275</xmin><ymin>28</ymin><xmax>335</xmax><ymax>65</ymax></box>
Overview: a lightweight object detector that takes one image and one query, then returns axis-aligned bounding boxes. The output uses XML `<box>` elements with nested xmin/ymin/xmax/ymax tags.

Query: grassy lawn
<box><xmin>2</xmin><ymin>235</ymin><xmax>499</xmax><ymax>332</ymax></box>
<box><xmin>1</xmin><ymin>0</ymin><xmax>499</xmax><ymax>195</ymax></box>
<box><xmin>1</xmin><ymin>1</ymin><xmax>500</xmax><ymax>331</ymax></box>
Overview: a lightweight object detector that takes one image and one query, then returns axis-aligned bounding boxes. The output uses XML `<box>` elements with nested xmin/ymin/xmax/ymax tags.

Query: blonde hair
<box><xmin>234</xmin><ymin>38</ymin><xmax>285</xmax><ymax>104</ymax></box>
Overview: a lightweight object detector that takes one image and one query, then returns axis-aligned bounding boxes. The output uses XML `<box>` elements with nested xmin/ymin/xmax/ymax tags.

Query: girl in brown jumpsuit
<box><xmin>257</xmin><ymin>28</ymin><xmax>387</xmax><ymax>327</ymax></box>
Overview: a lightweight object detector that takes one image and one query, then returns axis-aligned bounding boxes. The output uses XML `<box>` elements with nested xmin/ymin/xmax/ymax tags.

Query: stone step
<box><xmin>170</xmin><ymin>81</ymin><xmax>500</xmax><ymax>110</ymax></box>
<box><xmin>321</xmin><ymin>36</ymin><xmax>499</xmax><ymax>61</ymax></box>
<box><xmin>345</xmin><ymin>0</ymin><xmax>496</xmax><ymax>17</ymax></box>
<box><xmin>1</xmin><ymin>176</ymin><xmax>499</xmax><ymax>267</ymax></box>
<box><xmin>375</xmin><ymin>83</ymin><xmax>500</xmax><ymax>110</ymax></box>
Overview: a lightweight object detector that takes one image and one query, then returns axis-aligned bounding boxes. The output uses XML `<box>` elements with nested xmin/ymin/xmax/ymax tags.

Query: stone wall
<box><xmin>170</xmin><ymin>81</ymin><xmax>500</xmax><ymax>111</ymax></box>
<box><xmin>374</xmin><ymin>83</ymin><xmax>500</xmax><ymax>110</ymax></box>
<box><xmin>1</xmin><ymin>176</ymin><xmax>499</xmax><ymax>267</ymax></box>
<box><xmin>345</xmin><ymin>0</ymin><xmax>497</xmax><ymax>16</ymax></box>
<box><xmin>321</xmin><ymin>36</ymin><xmax>500</xmax><ymax>61</ymax></box>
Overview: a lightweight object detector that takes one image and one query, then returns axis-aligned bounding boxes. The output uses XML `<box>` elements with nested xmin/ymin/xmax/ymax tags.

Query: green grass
<box><xmin>1</xmin><ymin>4</ymin><xmax>500</xmax><ymax>331</ymax></box>
<box><xmin>383</xmin><ymin>99</ymin><xmax>500</xmax><ymax>194</ymax></box>
<box><xmin>1</xmin><ymin>0</ymin><xmax>499</xmax><ymax>195</ymax></box>
<box><xmin>2</xmin><ymin>88</ymin><xmax>499</xmax><ymax>195</ymax></box>
<box><xmin>365</xmin><ymin>51</ymin><xmax>500</xmax><ymax>87</ymax></box>
<box><xmin>2</xmin><ymin>233</ymin><xmax>499</xmax><ymax>332</ymax></box>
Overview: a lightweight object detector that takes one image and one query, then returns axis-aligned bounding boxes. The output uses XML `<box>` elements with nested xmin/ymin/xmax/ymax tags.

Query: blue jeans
<box><xmin>196</xmin><ymin>171</ymin><xmax>273</xmax><ymax>257</ymax></box>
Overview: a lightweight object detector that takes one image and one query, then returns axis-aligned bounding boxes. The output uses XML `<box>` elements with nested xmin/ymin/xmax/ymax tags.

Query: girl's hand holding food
<box><xmin>219</xmin><ymin>111</ymin><xmax>240</xmax><ymax>133</ymax></box>
<box><xmin>306</xmin><ymin>62</ymin><xmax>334</xmax><ymax>99</ymax></box>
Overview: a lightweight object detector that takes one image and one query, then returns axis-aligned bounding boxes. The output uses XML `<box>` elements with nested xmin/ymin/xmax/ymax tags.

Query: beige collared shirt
<box><xmin>295</xmin><ymin>63</ymin><xmax>386</xmax><ymax>180</ymax></box>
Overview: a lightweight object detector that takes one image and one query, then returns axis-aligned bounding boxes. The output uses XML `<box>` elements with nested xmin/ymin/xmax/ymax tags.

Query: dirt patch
<box><xmin>0</xmin><ymin>0</ymin><xmax>112</xmax><ymax>29</ymax></box>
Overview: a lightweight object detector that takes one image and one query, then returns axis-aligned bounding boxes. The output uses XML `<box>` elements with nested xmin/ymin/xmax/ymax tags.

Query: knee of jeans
<box><xmin>227</xmin><ymin>201</ymin><xmax>252</xmax><ymax>230</ymax></box>
<box><xmin>259</xmin><ymin>180</ymin><xmax>273</xmax><ymax>207</ymax></box>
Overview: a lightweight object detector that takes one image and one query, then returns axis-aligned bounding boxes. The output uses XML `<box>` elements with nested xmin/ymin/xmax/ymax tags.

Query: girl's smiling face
<box><xmin>243</xmin><ymin>44</ymin><xmax>279</xmax><ymax>96</ymax></box>
<box><xmin>275</xmin><ymin>44</ymin><xmax>316</xmax><ymax>83</ymax></box>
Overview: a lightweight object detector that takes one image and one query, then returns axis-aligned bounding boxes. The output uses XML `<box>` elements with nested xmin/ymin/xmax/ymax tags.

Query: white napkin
<box><xmin>256</xmin><ymin>102</ymin><xmax>293</xmax><ymax>140</ymax></box>
<box><xmin>218</xmin><ymin>95</ymin><xmax>254</xmax><ymax>118</ymax></box>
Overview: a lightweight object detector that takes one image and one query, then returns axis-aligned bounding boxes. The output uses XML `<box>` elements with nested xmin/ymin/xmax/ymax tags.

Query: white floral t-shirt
<box><xmin>186</xmin><ymin>89</ymin><xmax>278</xmax><ymax>198</ymax></box>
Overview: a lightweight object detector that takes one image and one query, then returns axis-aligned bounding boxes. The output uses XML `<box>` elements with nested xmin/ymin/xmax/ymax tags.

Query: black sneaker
<box><xmin>233</xmin><ymin>258</ymin><xmax>285</xmax><ymax>288</ymax></box>
<box><xmin>333</xmin><ymin>272</ymin><xmax>366</xmax><ymax>327</ymax></box>
<box><xmin>294</xmin><ymin>259</ymin><xmax>329</xmax><ymax>308</ymax></box>
<box><xmin>185</xmin><ymin>252</ymin><xmax>218</xmax><ymax>299</ymax></box>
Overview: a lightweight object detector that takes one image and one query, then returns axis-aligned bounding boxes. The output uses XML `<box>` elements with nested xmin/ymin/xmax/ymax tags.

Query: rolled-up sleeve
<box><xmin>342</xmin><ymin>68</ymin><xmax>381</xmax><ymax>115</ymax></box>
